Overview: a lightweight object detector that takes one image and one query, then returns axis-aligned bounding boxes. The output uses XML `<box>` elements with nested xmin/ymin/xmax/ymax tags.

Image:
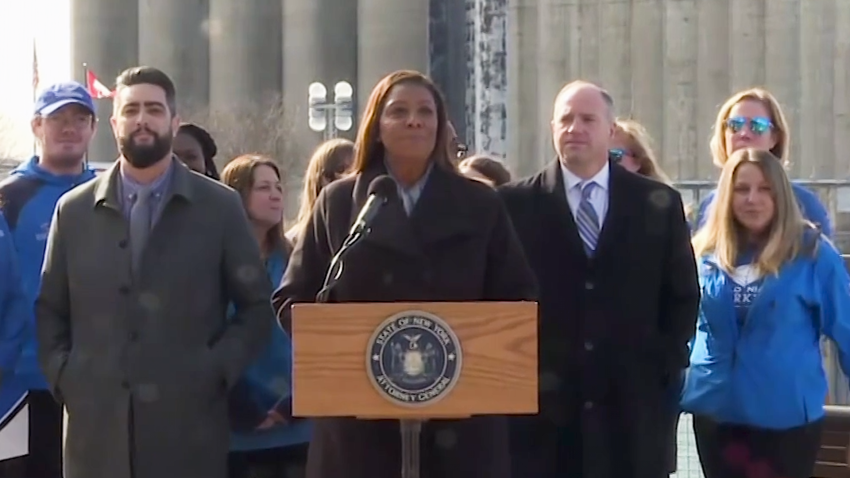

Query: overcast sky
<box><xmin>0</xmin><ymin>0</ymin><xmax>71</xmax><ymax>159</ymax></box>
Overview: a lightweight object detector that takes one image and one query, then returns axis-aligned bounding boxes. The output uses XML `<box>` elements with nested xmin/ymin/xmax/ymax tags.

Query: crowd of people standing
<box><xmin>0</xmin><ymin>63</ymin><xmax>847</xmax><ymax>478</ymax></box>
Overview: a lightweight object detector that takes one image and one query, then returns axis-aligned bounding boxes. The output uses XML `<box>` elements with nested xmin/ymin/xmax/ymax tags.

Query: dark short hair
<box><xmin>459</xmin><ymin>155</ymin><xmax>512</xmax><ymax>186</ymax></box>
<box><xmin>114</xmin><ymin>66</ymin><xmax>177</xmax><ymax>116</ymax></box>
<box><xmin>178</xmin><ymin>123</ymin><xmax>219</xmax><ymax>180</ymax></box>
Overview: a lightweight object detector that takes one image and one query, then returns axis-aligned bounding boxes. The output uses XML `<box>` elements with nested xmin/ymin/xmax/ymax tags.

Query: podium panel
<box><xmin>291</xmin><ymin>301</ymin><xmax>538</xmax><ymax>419</ymax></box>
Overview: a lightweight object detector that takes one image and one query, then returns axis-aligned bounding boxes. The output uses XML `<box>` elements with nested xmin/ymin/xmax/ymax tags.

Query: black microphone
<box><xmin>316</xmin><ymin>175</ymin><xmax>397</xmax><ymax>302</ymax></box>
<box><xmin>349</xmin><ymin>175</ymin><xmax>398</xmax><ymax>235</ymax></box>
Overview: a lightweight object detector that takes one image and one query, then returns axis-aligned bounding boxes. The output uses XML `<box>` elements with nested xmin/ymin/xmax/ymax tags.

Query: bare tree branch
<box><xmin>182</xmin><ymin>95</ymin><xmax>308</xmax><ymax>182</ymax></box>
<box><xmin>0</xmin><ymin>114</ymin><xmax>29</xmax><ymax>179</ymax></box>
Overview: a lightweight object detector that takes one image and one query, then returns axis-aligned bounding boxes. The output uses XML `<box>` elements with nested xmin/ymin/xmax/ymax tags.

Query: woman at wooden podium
<box><xmin>272</xmin><ymin>70</ymin><xmax>538</xmax><ymax>478</ymax></box>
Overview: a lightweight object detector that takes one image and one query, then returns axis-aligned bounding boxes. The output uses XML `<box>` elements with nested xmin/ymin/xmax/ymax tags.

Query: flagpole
<box><xmin>82</xmin><ymin>63</ymin><xmax>89</xmax><ymax>165</ymax></box>
<box><xmin>31</xmin><ymin>38</ymin><xmax>38</xmax><ymax>156</ymax></box>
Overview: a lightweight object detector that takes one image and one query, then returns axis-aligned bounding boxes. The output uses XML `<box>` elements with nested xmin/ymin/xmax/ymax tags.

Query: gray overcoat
<box><xmin>36</xmin><ymin>160</ymin><xmax>274</xmax><ymax>478</ymax></box>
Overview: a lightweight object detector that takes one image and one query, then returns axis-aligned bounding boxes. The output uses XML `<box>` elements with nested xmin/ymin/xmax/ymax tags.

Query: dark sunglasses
<box><xmin>609</xmin><ymin>148</ymin><xmax>632</xmax><ymax>162</ymax></box>
<box><xmin>726</xmin><ymin>116</ymin><xmax>773</xmax><ymax>135</ymax></box>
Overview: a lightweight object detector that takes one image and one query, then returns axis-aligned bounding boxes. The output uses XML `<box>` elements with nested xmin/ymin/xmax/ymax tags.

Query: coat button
<box><xmin>128</xmin><ymin>331</ymin><xmax>138</xmax><ymax>342</ymax></box>
<box><xmin>584</xmin><ymin>341</ymin><xmax>594</xmax><ymax>351</ymax></box>
<box><xmin>119</xmin><ymin>285</ymin><xmax>131</xmax><ymax>295</ymax></box>
<box><xmin>584</xmin><ymin>401</ymin><xmax>594</xmax><ymax>410</ymax></box>
<box><xmin>121</xmin><ymin>380</ymin><xmax>130</xmax><ymax>390</ymax></box>
<box><xmin>118</xmin><ymin>239</ymin><xmax>128</xmax><ymax>249</ymax></box>
<box><xmin>382</xmin><ymin>272</ymin><xmax>393</xmax><ymax>285</ymax></box>
<box><xmin>584</xmin><ymin>281</ymin><xmax>594</xmax><ymax>290</ymax></box>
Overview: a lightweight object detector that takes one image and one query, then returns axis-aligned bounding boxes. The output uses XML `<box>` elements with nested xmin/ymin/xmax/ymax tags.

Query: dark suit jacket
<box><xmin>36</xmin><ymin>160</ymin><xmax>273</xmax><ymax>478</ymax></box>
<box><xmin>498</xmin><ymin>161</ymin><xmax>699</xmax><ymax>478</ymax></box>
<box><xmin>273</xmin><ymin>162</ymin><xmax>537</xmax><ymax>478</ymax></box>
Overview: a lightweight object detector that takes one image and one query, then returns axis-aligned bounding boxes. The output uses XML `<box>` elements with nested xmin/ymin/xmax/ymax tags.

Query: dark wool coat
<box><xmin>498</xmin><ymin>161</ymin><xmax>700</xmax><ymax>478</ymax></box>
<box><xmin>273</xmin><ymin>162</ymin><xmax>538</xmax><ymax>478</ymax></box>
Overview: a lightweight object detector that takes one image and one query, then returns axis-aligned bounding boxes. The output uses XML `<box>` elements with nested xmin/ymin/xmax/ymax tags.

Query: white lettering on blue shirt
<box><xmin>729</xmin><ymin>263</ymin><xmax>764</xmax><ymax>328</ymax></box>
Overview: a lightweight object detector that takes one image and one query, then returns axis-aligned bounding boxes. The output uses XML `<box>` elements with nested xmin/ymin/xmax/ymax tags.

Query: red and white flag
<box><xmin>86</xmin><ymin>70</ymin><xmax>113</xmax><ymax>99</ymax></box>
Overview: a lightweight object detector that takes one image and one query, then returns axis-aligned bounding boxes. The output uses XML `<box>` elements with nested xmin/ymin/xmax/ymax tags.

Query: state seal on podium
<box><xmin>366</xmin><ymin>310</ymin><xmax>463</xmax><ymax>407</ymax></box>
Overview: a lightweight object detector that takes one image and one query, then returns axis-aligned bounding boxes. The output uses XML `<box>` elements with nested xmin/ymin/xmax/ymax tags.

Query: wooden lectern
<box><xmin>291</xmin><ymin>301</ymin><xmax>538</xmax><ymax>478</ymax></box>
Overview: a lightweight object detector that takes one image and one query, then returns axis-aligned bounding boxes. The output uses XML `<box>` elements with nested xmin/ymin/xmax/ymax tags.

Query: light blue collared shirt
<box><xmin>385</xmin><ymin>161</ymin><xmax>434</xmax><ymax>215</ymax></box>
<box><xmin>118</xmin><ymin>160</ymin><xmax>174</xmax><ymax>227</ymax></box>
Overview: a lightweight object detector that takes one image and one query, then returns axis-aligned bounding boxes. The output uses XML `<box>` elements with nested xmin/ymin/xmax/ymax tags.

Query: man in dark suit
<box><xmin>498</xmin><ymin>80</ymin><xmax>699</xmax><ymax>478</ymax></box>
<box><xmin>35</xmin><ymin>66</ymin><xmax>273</xmax><ymax>478</ymax></box>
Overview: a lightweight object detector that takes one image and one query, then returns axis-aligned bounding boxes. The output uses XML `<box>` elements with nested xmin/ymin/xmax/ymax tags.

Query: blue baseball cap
<box><xmin>34</xmin><ymin>81</ymin><xmax>96</xmax><ymax>116</ymax></box>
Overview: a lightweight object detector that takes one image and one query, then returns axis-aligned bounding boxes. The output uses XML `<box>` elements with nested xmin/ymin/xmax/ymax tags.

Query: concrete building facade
<box><xmin>208</xmin><ymin>0</ymin><xmax>283</xmax><ymax>110</ymax></box>
<box><xmin>138</xmin><ymin>0</ymin><xmax>210</xmax><ymax>113</ymax></box>
<box><xmin>282</xmin><ymin>0</ymin><xmax>358</xmax><ymax>143</ymax></box>
<box><xmin>70</xmin><ymin>0</ymin><xmax>849</xmax><ymax>192</ymax></box>
<box><xmin>508</xmin><ymin>0</ymin><xmax>850</xmax><ymax>185</ymax></box>
<box><xmin>71</xmin><ymin>0</ymin><xmax>139</xmax><ymax>162</ymax></box>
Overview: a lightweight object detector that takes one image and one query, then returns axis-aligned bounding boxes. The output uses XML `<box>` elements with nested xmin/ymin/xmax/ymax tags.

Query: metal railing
<box><xmin>673</xmin><ymin>179</ymin><xmax>850</xmax><ymax>253</ymax></box>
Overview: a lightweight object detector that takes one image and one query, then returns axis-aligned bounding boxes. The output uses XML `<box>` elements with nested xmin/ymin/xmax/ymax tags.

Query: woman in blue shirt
<box><xmin>683</xmin><ymin>148</ymin><xmax>850</xmax><ymax>478</ymax></box>
<box><xmin>221</xmin><ymin>155</ymin><xmax>309</xmax><ymax>478</ymax></box>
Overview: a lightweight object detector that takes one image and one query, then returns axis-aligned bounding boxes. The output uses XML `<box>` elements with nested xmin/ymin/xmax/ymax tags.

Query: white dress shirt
<box><xmin>560</xmin><ymin>162</ymin><xmax>610</xmax><ymax>229</ymax></box>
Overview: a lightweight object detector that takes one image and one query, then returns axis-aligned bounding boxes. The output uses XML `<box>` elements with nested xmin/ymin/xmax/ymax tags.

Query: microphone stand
<box><xmin>268</xmin><ymin>219</ymin><xmax>374</xmax><ymax>420</ymax></box>
<box><xmin>315</xmin><ymin>223</ymin><xmax>369</xmax><ymax>303</ymax></box>
<box><xmin>314</xmin><ymin>197</ymin><xmax>424</xmax><ymax>478</ymax></box>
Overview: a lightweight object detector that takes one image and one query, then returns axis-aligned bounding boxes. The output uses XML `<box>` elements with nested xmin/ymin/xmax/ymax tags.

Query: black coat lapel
<box><xmin>540</xmin><ymin>159</ymin><xmax>585</xmax><ymax>255</ymax></box>
<box><xmin>350</xmin><ymin>163</ymin><xmax>480</xmax><ymax>256</ymax></box>
<box><xmin>351</xmin><ymin>164</ymin><xmax>421</xmax><ymax>257</ymax></box>
<box><xmin>593</xmin><ymin>163</ymin><xmax>631</xmax><ymax>257</ymax></box>
<box><xmin>409</xmin><ymin>166</ymin><xmax>478</xmax><ymax>246</ymax></box>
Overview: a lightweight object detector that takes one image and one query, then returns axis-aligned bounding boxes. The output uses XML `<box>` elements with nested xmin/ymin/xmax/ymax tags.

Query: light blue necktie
<box><xmin>129</xmin><ymin>188</ymin><xmax>153</xmax><ymax>275</ymax></box>
<box><xmin>576</xmin><ymin>181</ymin><xmax>600</xmax><ymax>256</ymax></box>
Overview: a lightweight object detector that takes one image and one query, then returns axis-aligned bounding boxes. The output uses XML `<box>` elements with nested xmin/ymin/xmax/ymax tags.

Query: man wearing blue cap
<box><xmin>0</xmin><ymin>81</ymin><xmax>98</xmax><ymax>478</ymax></box>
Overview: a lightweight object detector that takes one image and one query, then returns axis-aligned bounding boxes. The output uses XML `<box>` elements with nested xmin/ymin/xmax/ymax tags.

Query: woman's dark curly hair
<box><xmin>177</xmin><ymin>123</ymin><xmax>220</xmax><ymax>180</ymax></box>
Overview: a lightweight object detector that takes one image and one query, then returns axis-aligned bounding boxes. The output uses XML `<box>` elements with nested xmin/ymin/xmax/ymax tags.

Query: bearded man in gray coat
<box><xmin>35</xmin><ymin>66</ymin><xmax>273</xmax><ymax>478</ymax></box>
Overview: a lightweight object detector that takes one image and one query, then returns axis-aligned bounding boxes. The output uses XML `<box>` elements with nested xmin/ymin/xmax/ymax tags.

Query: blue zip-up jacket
<box><xmin>695</xmin><ymin>183</ymin><xmax>833</xmax><ymax>237</ymax></box>
<box><xmin>0</xmin><ymin>214</ymin><xmax>28</xmax><ymax>377</ymax></box>
<box><xmin>0</xmin><ymin>157</ymin><xmax>96</xmax><ymax>390</ymax></box>
<box><xmin>229</xmin><ymin>249</ymin><xmax>311</xmax><ymax>451</ymax></box>
<box><xmin>681</xmin><ymin>233</ymin><xmax>850</xmax><ymax>429</ymax></box>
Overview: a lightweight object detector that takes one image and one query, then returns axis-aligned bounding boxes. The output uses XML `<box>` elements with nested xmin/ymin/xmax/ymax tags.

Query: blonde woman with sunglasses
<box><xmin>693</xmin><ymin>88</ymin><xmax>831</xmax><ymax>237</ymax></box>
<box><xmin>610</xmin><ymin>118</ymin><xmax>672</xmax><ymax>183</ymax></box>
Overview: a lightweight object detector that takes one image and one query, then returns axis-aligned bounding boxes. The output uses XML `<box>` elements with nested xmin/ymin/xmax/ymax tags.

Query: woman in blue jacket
<box><xmin>682</xmin><ymin>148</ymin><xmax>850</xmax><ymax>478</ymax></box>
<box><xmin>221</xmin><ymin>155</ymin><xmax>309</xmax><ymax>478</ymax></box>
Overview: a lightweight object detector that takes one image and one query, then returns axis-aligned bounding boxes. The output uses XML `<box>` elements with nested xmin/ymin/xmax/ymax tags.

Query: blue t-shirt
<box><xmin>729</xmin><ymin>249</ymin><xmax>764</xmax><ymax>328</ymax></box>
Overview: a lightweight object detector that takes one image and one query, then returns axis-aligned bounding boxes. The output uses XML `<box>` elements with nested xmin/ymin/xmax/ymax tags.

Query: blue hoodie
<box><xmin>229</xmin><ymin>248</ymin><xmax>311</xmax><ymax>451</ymax></box>
<box><xmin>0</xmin><ymin>214</ymin><xmax>28</xmax><ymax>376</ymax></box>
<box><xmin>695</xmin><ymin>182</ymin><xmax>833</xmax><ymax>237</ymax></box>
<box><xmin>0</xmin><ymin>157</ymin><xmax>96</xmax><ymax>390</ymax></box>
<box><xmin>0</xmin><ymin>214</ymin><xmax>35</xmax><ymax>445</ymax></box>
<box><xmin>681</xmin><ymin>232</ymin><xmax>850</xmax><ymax>429</ymax></box>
